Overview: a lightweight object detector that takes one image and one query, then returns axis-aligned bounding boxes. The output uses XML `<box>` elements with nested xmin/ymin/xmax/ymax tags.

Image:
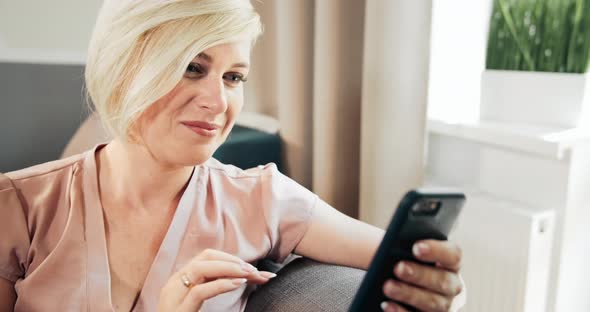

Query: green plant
<box><xmin>486</xmin><ymin>0</ymin><xmax>590</xmax><ymax>73</ymax></box>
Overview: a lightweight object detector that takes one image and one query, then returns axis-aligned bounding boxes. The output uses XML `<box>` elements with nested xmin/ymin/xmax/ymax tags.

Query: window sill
<box><xmin>427</xmin><ymin>118</ymin><xmax>590</xmax><ymax>160</ymax></box>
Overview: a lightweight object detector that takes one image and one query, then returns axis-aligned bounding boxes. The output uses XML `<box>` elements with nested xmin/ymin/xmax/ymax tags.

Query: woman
<box><xmin>0</xmin><ymin>0</ymin><xmax>464</xmax><ymax>311</ymax></box>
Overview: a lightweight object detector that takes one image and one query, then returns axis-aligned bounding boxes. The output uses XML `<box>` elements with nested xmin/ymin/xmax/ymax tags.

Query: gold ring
<box><xmin>181</xmin><ymin>273</ymin><xmax>193</xmax><ymax>288</ymax></box>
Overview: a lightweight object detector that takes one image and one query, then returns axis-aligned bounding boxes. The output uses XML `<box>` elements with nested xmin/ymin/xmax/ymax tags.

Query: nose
<box><xmin>196</xmin><ymin>75</ymin><xmax>228</xmax><ymax>114</ymax></box>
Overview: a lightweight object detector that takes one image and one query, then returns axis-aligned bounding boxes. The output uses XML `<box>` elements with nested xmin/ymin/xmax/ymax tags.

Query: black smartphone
<box><xmin>348</xmin><ymin>189</ymin><xmax>465</xmax><ymax>312</ymax></box>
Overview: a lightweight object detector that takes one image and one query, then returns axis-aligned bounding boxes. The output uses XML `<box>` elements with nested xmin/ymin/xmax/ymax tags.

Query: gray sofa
<box><xmin>246</xmin><ymin>257</ymin><xmax>365</xmax><ymax>311</ymax></box>
<box><xmin>0</xmin><ymin>62</ymin><xmax>366</xmax><ymax>311</ymax></box>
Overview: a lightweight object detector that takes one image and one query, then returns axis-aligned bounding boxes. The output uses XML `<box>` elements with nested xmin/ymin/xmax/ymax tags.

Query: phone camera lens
<box><xmin>411</xmin><ymin>200</ymin><xmax>441</xmax><ymax>216</ymax></box>
<box><xmin>428</xmin><ymin>201</ymin><xmax>438</xmax><ymax>210</ymax></box>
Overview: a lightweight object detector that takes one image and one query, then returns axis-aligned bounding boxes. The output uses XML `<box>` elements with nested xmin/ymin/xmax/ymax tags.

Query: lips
<box><xmin>181</xmin><ymin>121</ymin><xmax>222</xmax><ymax>137</ymax></box>
<box><xmin>181</xmin><ymin>121</ymin><xmax>221</xmax><ymax>130</ymax></box>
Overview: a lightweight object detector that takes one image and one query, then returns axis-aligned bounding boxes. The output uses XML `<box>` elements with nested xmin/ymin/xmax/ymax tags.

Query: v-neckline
<box><xmin>82</xmin><ymin>144</ymin><xmax>201</xmax><ymax>312</ymax></box>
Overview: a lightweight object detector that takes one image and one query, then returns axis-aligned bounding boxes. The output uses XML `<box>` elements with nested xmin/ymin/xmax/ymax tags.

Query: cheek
<box><xmin>222</xmin><ymin>93</ymin><xmax>244</xmax><ymax>133</ymax></box>
<box><xmin>137</xmin><ymin>87</ymin><xmax>183</xmax><ymax>138</ymax></box>
<box><xmin>227</xmin><ymin>90</ymin><xmax>244</xmax><ymax>119</ymax></box>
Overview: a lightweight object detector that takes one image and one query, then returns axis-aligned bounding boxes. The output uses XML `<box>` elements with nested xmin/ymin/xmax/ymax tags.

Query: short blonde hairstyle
<box><xmin>85</xmin><ymin>0</ymin><xmax>262</xmax><ymax>139</ymax></box>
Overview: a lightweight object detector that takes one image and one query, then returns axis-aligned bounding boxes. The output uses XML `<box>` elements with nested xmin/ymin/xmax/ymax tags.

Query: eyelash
<box><xmin>185</xmin><ymin>63</ymin><xmax>248</xmax><ymax>84</ymax></box>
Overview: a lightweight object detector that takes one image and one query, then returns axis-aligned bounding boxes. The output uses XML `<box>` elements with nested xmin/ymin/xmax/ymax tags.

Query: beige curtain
<box><xmin>359</xmin><ymin>1</ymin><xmax>433</xmax><ymax>227</ymax></box>
<box><xmin>246</xmin><ymin>0</ymin><xmax>433</xmax><ymax>226</ymax></box>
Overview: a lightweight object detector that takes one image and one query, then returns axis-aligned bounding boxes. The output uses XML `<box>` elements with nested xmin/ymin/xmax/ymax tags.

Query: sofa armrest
<box><xmin>245</xmin><ymin>257</ymin><xmax>365</xmax><ymax>312</ymax></box>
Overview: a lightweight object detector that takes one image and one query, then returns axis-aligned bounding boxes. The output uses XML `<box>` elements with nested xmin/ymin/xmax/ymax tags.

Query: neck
<box><xmin>96</xmin><ymin>139</ymin><xmax>194</xmax><ymax>213</ymax></box>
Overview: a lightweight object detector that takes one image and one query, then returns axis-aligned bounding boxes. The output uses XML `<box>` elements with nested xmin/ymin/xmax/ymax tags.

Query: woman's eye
<box><xmin>224</xmin><ymin>72</ymin><xmax>247</xmax><ymax>84</ymax></box>
<box><xmin>185</xmin><ymin>63</ymin><xmax>205</xmax><ymax>77</ymax></box>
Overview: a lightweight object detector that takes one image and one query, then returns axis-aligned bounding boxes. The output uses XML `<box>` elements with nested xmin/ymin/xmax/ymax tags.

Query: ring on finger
<box><xmin>180</xmin><ymin>273</ymin><xmax>193</xmax><ymax>288</ymax></box>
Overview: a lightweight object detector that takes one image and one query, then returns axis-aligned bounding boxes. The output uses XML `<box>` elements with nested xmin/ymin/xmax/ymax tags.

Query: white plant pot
<box><xmin>480</xmin><ymin>70</ymin><xmax>590</xmax><ymax>128</ymax></box>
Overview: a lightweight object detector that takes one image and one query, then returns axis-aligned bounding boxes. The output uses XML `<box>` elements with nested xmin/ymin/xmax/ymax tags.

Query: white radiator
<box><xmin>450</xmin><ymin>193</ymin><xmax>555</xmax><ymax>312</ymax></box>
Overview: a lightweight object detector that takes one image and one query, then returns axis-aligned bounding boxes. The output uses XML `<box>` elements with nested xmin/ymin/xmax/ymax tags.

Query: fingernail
<box><xmin>398</xmin><ymin>262</ymin><xmax>414</xmax><ymax>277</ymax></box>
<box><xmin>258</xmin><ymin>271</ymin><xmax>277</xmax><ymax>279</ymax></box>
<box><xmin>413</xmin><ymin>242</ymin><xmax>430</xmax><ymax>257</ymax></box>
<box><xmin>455</xmin><ymin>283</ymin><xmax>463</xmax><ymax>294</ymax></box>
<box><xmin>380</xmin><ymin>301</ymin><xmax>389</xmax><ymax>311</ymax></box>
<box><xmin>440</xmin><ymin>280</ymin><xmax>450</xmax><ymax>293</ymax></box>
<box><xmin>232</xmin><ymin>278</ymin><xmax>247</xmax><ymax>286</ymax></box>
<box><xmin>241</xmin><ymin>262</ymin><xmax>258</xmax><ymax>273</ymax></box>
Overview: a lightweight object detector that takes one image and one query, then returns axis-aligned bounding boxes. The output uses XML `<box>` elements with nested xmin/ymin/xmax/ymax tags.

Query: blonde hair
<box><xmin>85</xmin><ymin>0</ymin><xmax>262</xmax><ymax>139</ymax></box>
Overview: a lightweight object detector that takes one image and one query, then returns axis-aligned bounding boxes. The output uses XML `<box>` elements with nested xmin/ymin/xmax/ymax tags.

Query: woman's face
<box><xmin>138</xmin><ymin>41</ymin><xmax>251</xmax><ymax>167</ymax></box>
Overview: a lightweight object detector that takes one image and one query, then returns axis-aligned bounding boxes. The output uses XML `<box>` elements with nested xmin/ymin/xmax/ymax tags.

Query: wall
<box><xmin>0</xmin><ymin>0</ymin><xmax>102</xmax><ymax>64</ymax></box>
<box><xmin>0</xmin><ymin>1</ymin><xmax>101</xmax><ymax>171</ymax></box>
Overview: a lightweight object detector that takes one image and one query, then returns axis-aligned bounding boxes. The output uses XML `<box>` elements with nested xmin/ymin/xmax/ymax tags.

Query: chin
<box><xmin>157</xmin><ymin>134</ymin><xmax>224</xmax><ymax>166</ymax></box>
<box><xmin>175</xmin><ymin>153</ymin><xmax>212</xmax><ymax>167</ymax></box>
<box><xmin>169</xmin><ymin>146</ymin><xmax>215</xmax><ymax>167</ymax></box>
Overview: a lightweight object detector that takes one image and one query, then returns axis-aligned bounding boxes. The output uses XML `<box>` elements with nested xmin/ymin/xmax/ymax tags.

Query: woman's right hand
<box><xmin>157</xmin><ymin>249</ymin><xmax>276</xmax><ymax>312</ymax></box>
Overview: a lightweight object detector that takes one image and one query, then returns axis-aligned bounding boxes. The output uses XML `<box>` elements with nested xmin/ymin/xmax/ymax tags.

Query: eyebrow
<box><xmin>196</xmin><ymin>52</ymin><xmax>249</xmax><ymax>68</ymax></box>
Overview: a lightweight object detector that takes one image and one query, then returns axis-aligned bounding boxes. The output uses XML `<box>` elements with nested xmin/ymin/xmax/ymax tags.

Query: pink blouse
<box><xmin>0</xmin><ymin>144</ymin><xmax>318</xmax><ymax>311</ymax></box>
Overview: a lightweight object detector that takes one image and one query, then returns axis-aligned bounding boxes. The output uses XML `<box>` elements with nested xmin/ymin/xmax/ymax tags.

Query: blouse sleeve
<box><xmin>259</xmin><ymin>164</ymin><xmax>317</xmax><ymax>263</ymax></box>
<box><xmin>0</xmin><ymin>174</ymin><xmax>30</xmax><ymax>282</ymax></box>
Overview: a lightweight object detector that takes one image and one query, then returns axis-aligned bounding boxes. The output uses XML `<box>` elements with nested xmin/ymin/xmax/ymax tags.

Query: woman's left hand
<box><xmin>381</xmin><ymin>240</ymin><xmax>463</xmax><ymax>312</ymax></box>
